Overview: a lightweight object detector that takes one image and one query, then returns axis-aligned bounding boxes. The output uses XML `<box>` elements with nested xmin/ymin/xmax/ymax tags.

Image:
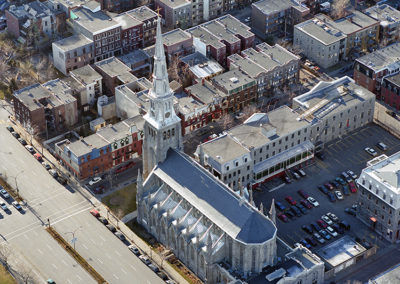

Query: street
<box><xmin>0</xmin><ymin>105</ymin><xmax>164</xmax><ymax>284</ymax></box>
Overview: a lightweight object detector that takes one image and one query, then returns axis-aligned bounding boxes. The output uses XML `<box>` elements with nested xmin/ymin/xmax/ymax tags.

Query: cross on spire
<box><xmin>155</xmin><ymin>7</ymin><xmax>162</xmax><ymax>17</ymax></box>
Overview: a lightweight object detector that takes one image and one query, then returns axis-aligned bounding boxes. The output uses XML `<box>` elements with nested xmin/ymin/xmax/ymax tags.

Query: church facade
<box><xmin>137</xmin><ymin>17</ymin><xmax>278</xmax><ymax>283</ymax></box>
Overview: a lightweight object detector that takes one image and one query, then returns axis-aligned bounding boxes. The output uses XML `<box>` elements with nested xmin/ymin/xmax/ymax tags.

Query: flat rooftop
<box><xmin>316</xmin><ymin>235</ymin><xmax>366</xmax><ymax>268</ymax></box>
<box><xmin>242</xmin><ymin>48</ymin><xmax>279</xmax><ymax>72</ymax></box>
<box><xmin>293</xmin><ymin>76</ymin><xmax>375</xmax><ymax>122</ymax></box>
<box><xmin>163</xmin><ymin>29</ymin><xmax>192</xmax><ymax>46</ymax></box>
<box><xmin>119</xmin><ymin>49</ymin><xmax>150</xmax><ymax>65</ymax></box>
<box><xmin>94</xmin><ymin>57</ymin><xmax>132</xmax><ymax>78</ymax></box>
<box><xmin>216</xmin><ymin>15</ymin><xmax>254</xmax><ymax>39</ymax></box>
<box><xmin>175</xmin><ymin>96</ymin><xmax>206</xmax><ymax>115</ymax></box>
<box><xmin>42</xmin><ymin>79</ymin><xmax>76</xmax><ymax>105</ymax></box>
<box><xmin>201</xmin><ymin>21</ymin><xmax>240</xmax><ymax>44</ymax></box>
<box><xmin>113</xmin><ymin>13</ymin><xmax>142</xmax><ymax>29</ymax></box>
<box><xmin>365</xmin><ymin>3</ymin><xmax>400</xmax><ymax>25</ymax></box>
<box><xmin>70</xmin><ymin>65</ymin><xmax>102</xmax><ymax>86</ymax></box>
<box><xmin>252</xmin><ymin>0</ymin><xmax>308</xmax><ymax>15</ymax></box>
<box><xmin>295</xmin><ymin>18</ymin><xmax>346</xmax><ymax>45</ymax></box>
<box><xmin>185</xmin><ymin>81</ymin><xmax>225</xmax><ymax>104</ymax></box>
<box><xmin>356</xmin><ymin>43</ymin><xmax>400</xmax><ymax>72</ymax></box>
<box><xmin>187</xmin><ymin>26</ymin><xmax>225</xmax><ymax>49</ymax></box>
<box><xmin>157</xmin><ymin>0</ymin><xmax>190</xmax><ymax>8</ymax></box>
<box><xmin>202</xmin><ymin>134</ymin><xmax>250</xmax><ymax>164</ymax></box>
<box><xmin>14</xmin><ymin>83</ymin><xmax>52</xmax><ymax>111</ymax></box>
<box><xmin>125</xmin><ymin>6</ymin><xmax>157</xmax><ymax>22</ymax></box>
<box><xmin>256</xmin><ymin>43</ymin><xmax>299</xmax><ymax>65</ymax></box>
<box><xmin>212</xmin><ymin>69</ymin><xmax>256</xmax><ymax>93</ymax></box>
<box><xmin>369</xmin><ymin>262</ymin><xmax>400</xmax><ymax>284</ymax></box>
<box><xmin>385</xmin><ymin>72</ymin><xmax>400</xmax><ymax>87</ymax></box>
<box><xmin>182</xmin><ymin>52</ymin><xmax>223</xmax><ymax>78</ymax></box>
<box><xmin>52</xmin><ymin>34</ymin><xmax>93</xmax><ymax>52</ymax></box>
<box><xmin>72</xmin><ymin>7</ymin><xmax>120</xmax><ymax>34</ymax></box>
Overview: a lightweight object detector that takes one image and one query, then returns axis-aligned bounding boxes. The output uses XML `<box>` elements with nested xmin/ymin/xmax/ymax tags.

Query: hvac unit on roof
<box><xmin>229</xmin><ymin>77</ymin><xmax>239</xmax><ymax>83</ymax></box>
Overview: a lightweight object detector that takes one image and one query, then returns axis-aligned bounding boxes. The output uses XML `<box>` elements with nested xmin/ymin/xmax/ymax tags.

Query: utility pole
<box><xmin>65</xmin><ymin>226</ymin><xmax>83</xmax><ymax>250</ymax></box>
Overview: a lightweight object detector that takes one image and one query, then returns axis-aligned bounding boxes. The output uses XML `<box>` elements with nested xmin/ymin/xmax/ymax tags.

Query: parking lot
<box><xmin>254</xmin><ymin>123</ymin><xmax>400</xmax><ymax>252</ymax></box>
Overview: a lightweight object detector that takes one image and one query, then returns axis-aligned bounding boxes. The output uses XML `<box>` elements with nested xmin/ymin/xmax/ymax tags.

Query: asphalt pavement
<box><xmin>0</xmin><ymin>106</ymin><xmax>165</xmax><ymax>284</ymax></box>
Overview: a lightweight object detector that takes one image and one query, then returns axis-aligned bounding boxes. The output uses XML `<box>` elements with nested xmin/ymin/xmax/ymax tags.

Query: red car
<box><xmin>317</xmin><ymin>219</ymin><xmax>328</xmax><ymax>229</ymax></box>
<box><xmin>278</xmin><ymin>213</ymin><xmax>289</xmax><ymax>223</ymax></box>
<box><xmin>297</xmin><ymin>189</ymin><xmax>309</xmax><ymax>199</ymax></box>
<box><xmin>33</xmin><ymin>153</ymin><xmax>43</xmax><ymax>161</ymax></box>
<box><xmin>90</xmin><ymin>209</ymin><xmax>100</xmax><ymax>218</ymax></box>
<box><xmin>324</xmin><ymin>183</ymin><xmax>334</xmax><ymax>191</ymax></box>
<box><xmin>285</xmin><ymin>196</ymin><xmax>297</xmax><ymax>205</ymax></box>
<box><xmin>301</xmin><ymin>199</ymin><xmax>313</xmax><ymax>209</ymax></box>
<box><xmin>349</xmin><ymin>181</ymin><xmax>357</xmax><ymax>193</ymax></box>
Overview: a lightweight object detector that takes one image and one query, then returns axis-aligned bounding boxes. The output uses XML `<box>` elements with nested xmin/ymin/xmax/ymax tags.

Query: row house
<box><xmin>227</xmin><ymin>43</ymin><xmax>300</xmax><ymax>99</ymax></box>
<box><xmin>124</xmin><ymin>6</ymin><xmax>158</xmax><ymax>47</ymax></box>
<box><xmin>13</xmin><ymin>80</ymin><xmax>78</xmax><ymax>134</ymax></box>
<box><xmin>364</xmin><ymin>3</ymin><xmax>400</xmax><ymax>47</ymax></box>
<box><xmin>114</xmin><ymin>12</ymin><xmax>144</xmax><ymax>53</ymax></box>
<box><xmin>6</xmin><ymin>0</ymin><xmax>66</xmax><ymax>44</ymax></box>
<box><xmin>380</xmin><ymin>73</ymin><xmax>400</xmax><ymax>111</ymax></box>
<box><xmin>162</xmin><ymin>28</ymin><xmax>194</xmax><ymax>63</ymax></box>
<box><xmin>354</xmin><ymin>43</ymin><xmax>400</xmax><ymax>97</ymax></box>
<box><xmin>180</xmin><ymin>52</ymin><xmax>224</xmax><ymax>84</ymax></box>
<box><xmin>175</xmin><ymin>95</ymin><xmax>209</xmax><ymax>135</ymax></box>
<box><xmin>55</xmin><ymin>116</ymin><xmax>144</xmax><ymax>180</ymax></box>
<box><xmin>188</xmin><ymin>15</ymin><xmax>254</xmax><ymax>66</ymax></box>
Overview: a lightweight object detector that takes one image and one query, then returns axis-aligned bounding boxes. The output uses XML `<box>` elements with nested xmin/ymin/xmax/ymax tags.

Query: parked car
<box><xmin>376</xmin><ymin>142</ymin><xmax>388</xmax><ymax>151</ymax></box>
<box><xmin>299</xmin><ymin>239</ymin><xmax>311</xmax><ymax>249</ymax></box>
<box><xmin>25</xmin><ymin>145</ymin><xmax>35</xmax><ymax>154</ymax></box>
<box><xmin>333</xmin><ymin>223</ymin><xmax>344</xmax><ymax>234</ymax></box>
<box><xmin>310</xmin><ymin>223</ymin><xmax>320</xmax><ymax>232</ymax></box>
<box><xmin>313</xmin><ymin>232</ymin><xmax>325</xmax><ymax>244</ymax></box>
<box><xmin>321</xmin><ymin>215</ymin><xmax>333</xmax><ymax>226</ymax></box>
<box><xmin>12</xmin><ymin>201</ymin><xmax>22</xmax><ymax>211</ymax></box>
<box><xmin>18</xmin><ymin>138</ymin><xmax>27</xmax><ymax>145</ymax></box>
<box><xmin>298</xmin><ymin>169</ymin><xmax>306</xmax><ymax>177</ymax></box>
<box><xmin>327</xmin><ymin>192</ymin><xmax>336</xmax><ymax>202</ymax></box>
<box><xmin>324</xmin><ymin>183</ymin><xmax>334</xmax><ymax>191</ymax></box>
<box><xmin>339</xmin><ymin>220</ymin><xmax>350</xmax><ymax>230</ymax></box>
<box><xmin>335</xmin><ymin>191</ymin><xmax>344</xmax><ymax>200</ymax></box>
<box><xmin>114</xmin><ymin>231</ymin><xmax>125</xmax><ymax>241</ymax></box>
<box><xmin>307</xmin><ymin>197</ymin><xmax>319</xmax><ymax>207</ymax></box>
<box><xmin>316</xmin><ymin>152</ymin><xmax>325</xmax><ymax>160</ymax></box>
<box><xmin>106</xmin><ymin>224</ymin><xmax>117</xmax><ymax>233</ymax></box>
<box><xmin>296</xmin><ymin>204</ymin><xmax>307</xmax><ymax>214</ymax></box>
<box><xmin>98</xmin><ymin>216</ymin><xmax>108</xmax><ymax>225</ymax></box>
<box><xmin>33</xmin><ymin>153</ymin><xmax>43</xmax><ymax>162</ymax></box>
<box><xmin>139</xmin><ymin>255</ymin><xmax>151</xmax><ymax>265</ymax></box>
<box><xmin>302</xmin><ymin>225</ymin><xmax>313</xmax><ymax>234</ymax></box>
<box><xmin>319</xmin><ymin>229</ymin><xmax>331</xmax><ymax>240</ymax></box>
<box><xmin>318</xmin><ymin>185</ymin><xmax>328</xmax><ymax>195</ymax></box>
<box><xmin>11</xmin><ymin>132</ymin><xmax>20</xmax><ymax>139</ymax></box>
<box><xmin>305</xmin><ymin>237</ymin><xmax>317</xmax><ymax>246</ymax></box>
<box><xmin>90</xmin><ymin>209</ymin><xmax>100</xmax><ymax>218</ymax></box>
<box><xmin>301</xmin><ymin>199</ymin><xmax>312</xmax><ymax>209</ymax></box>
<box><xmin>342</xmin><ymin>185</ymin><xmax>350</xmax><ymax>195</ymax></box>
<box><xmin>341</xmin><ymin>171</ymin><xmax>350</xmax><ymax>181</ymax></box>
<box><xmin>349</xmin><ymin>181</ymin><xmax>358</xmax><ymax>193</ymax></box>
<box><xmin>88</xmin><ymin>177</ymin><xmax>102</xmax><ymax>186</ymax></box>
<box><xmin>244</xmin><ymin>16</ymin><xmax>251</xmax><ymax>23</ymax></box>
<box><xmin>0</xmin><ymin>201</ymin><xmax>8</xmax><ymax>211</ymax></box>
<box><xmin>345</xmin><ymin>208</ymin><xmax>357</xmax><ymax>216</ymax></box>
<box><xmin>48</xmin><ymin>169</ymin><xmax>58</xmax><ymax>178</ymax></box>
<box><xmin>326</xmin><ymin>226</ymin><xmax>338</xmax><ymax>237</ymax></box>
<box><xmin>41</xmin><ymin>162</ymin><xmax>51</xmax><ymax>170</ymax></box>
<box><xmin>148</xmin><ymin>264</ymin><xmax>160</xmax><ymax>273</ymax></box>
<box><xmin>335</xmin><ymin>177</ymin><xmax>346</xmax><ymax>186</ymax></box>
<box><xmin>317</xmin><ymin>219</ymin><xmax>328</xmax><ymax>229</ymax></box>
<box><xmin>297</xmin><ymin>189</ymin><xmax>309</xmax><ymax>199</ymax></box>
<box><xmin>278</xmin><ymin>213</ymin><xmax>289</xmax><ymax>222</ymax></box>
<box><xmin>347</xmin><ymin>170</ymin><xmax>358</xmax><ymax>179</ymax></box>
<box><xmin>291</xmin><ymin>206</ymin><xmax>302</xmax><ymax>217</ymax></box>
<box><xmin>292</xmin><ymin>171</ymin><xmax>301</xmax><ymax>180</ymax></box>
<box><xmin>283</xmin><ymin>175</ymin><xmax>292</xmax><ymax>184</ymax></box>
<box><xmin>285</xmin><ymin>196</ymin><xmax>297</xmax><ymax>205</ymax></box>
<box><xmin>285</xmin><ymin>210</ymin><xmax>295</xmax><ymax>219</ymax></box>
<box><xmin>365</xmin><ymin>147</ymin><xmax>378</xmax><ymax>156</ymax></box>
<box><xmin>331</xmin><ymin>180</ymin><xmax>340</xmax><ymax>189</ymax></box>
<box><xmin>275</xmin><ymin>201</ymin><xmax>286</xmax><ymax>211</ymax></box>
<box><xmin>56</xmin><ymin>176</ymin><xmax>67</xmax><ymax>185</ymax></box>
<box><xmin>326</xmin><ymin>212</ymin><xmax>339</xmax><ymax>223</ymax></box>
<box><xmin>0</xmin><ymin>188</ymin><xmax>10</xmax><ymax>199</ymax></box>
<box><xmin>6</xmin><ymin>126</ymin><xmax>14</xmax><ymax>132</ymax></box>
<box><xmin>128</xmin><ymin>245</ymin><xmax>141</xmax><ymax>256</ymax></box>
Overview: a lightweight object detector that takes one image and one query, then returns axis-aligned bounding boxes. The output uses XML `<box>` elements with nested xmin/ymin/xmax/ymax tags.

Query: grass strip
<box><xmin>46</xmin><ymin>226</ymin><xmax>107</xmax><ymax>284</ymax></box>
<box><xmin>0</xmin><ymin>264</ymin><xmax>16</xmax><ymax>284</ymax></box>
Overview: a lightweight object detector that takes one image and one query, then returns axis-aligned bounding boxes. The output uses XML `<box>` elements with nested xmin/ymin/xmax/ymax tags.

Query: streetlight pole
<box><xmin>65</xmin><ymin>226</ymin><xmax>83</xmax><ymax>250</ymax></box>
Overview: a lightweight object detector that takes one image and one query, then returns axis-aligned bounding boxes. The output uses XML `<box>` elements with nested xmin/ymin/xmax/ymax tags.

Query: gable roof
<box><xmin>152</xmin><ymin>149</ymin><xmax>276</xmax><ymax>244</ymax></box>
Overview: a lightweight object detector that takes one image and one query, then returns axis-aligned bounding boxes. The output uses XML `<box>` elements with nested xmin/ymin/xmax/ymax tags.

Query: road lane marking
<box><xmin>113</xmin><ymin>274</ymin><xmax>119</xmax><ymax>280</ymax></box>
<box><xmin>46</xmin><ymin>244</ymin><xmax>52</xmax><ymax>250</ymax></box>
<box><xmin>130</xmin><ymin>264</ymin><xmax>137</xmax><ymax>271</ymax></box>
<box><xmin>37</xmin><ymin>248</ymin><xmax>43</xmax><ymax>255</ymax></box>
<box><xmin>51</xmin><ymin>206</ymin><xmax>92</xmax><ymax>226</ymax></box>
<box><xmin>99</xmin><ymin>235</ymin><xmax>106</xmax><ymax>242</ymax></box>
<box><xmin>269</xmin><ymin>183</ymin><xmax>285</xmax><ymax>192</ymax></box>
<box><xmin>76</xmin><ymin>275</ymin><xmax>82</xmax><ymax>281</ymax></box>
<box><xmin>97</xmin><ymin>258</ymin><xmax>103</xmax><ymax>264</ymax></box>
<box><xmin>62</xmin><ymin>260</ymin><xmax>68</xmax><ymax>266</ymax></box>
<box><xmin>52</xmin><ymin>263</ymin><xmax>58</xmax><ymax>270</ymax></box>
<box><xmin>105</xmin><ymin>253</ymin><xmax>111</xmax><ymax>259</ymax></box>
<box><xmin>82</xmin><ymin>244</ymin><xmax>88</xmax><ymax>250</ymax></box>
<box><xmin>115</xmin><ymin>250</ymin><xmax>121</xmax><ymax>256</ymax></box>
<box><xmin>121</xmin><ymin>268</ymin><xmax>127</xmax><ymax>275</ymax></box>
<box><xmin>67</xmin><ymin>279</ymin><xmax>72</xmax><ymax>284</ymax></box>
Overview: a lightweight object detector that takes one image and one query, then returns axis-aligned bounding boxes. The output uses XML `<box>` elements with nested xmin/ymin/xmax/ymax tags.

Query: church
<box><xmin>136</xmin><ymin>17</ymin><xmax>278</xmax><ymax>283</ymax></box>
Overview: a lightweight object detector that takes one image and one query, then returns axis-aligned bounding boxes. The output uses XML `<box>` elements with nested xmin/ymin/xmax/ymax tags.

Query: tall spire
<box><xmin>151</xmin><ymin>17</ymin><xmax>171</xmax><ymax>98</ymax></box>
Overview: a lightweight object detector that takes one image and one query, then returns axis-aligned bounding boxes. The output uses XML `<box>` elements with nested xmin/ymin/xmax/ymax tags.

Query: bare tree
<box><xmin>331</xmin><ymin>0</ymin><xmax>349</xmax><ymax>19</ymax></box>
<box><xmin>242</xmin><ymin>104</ymin><xmax>258</xmax><ymax>119</ymax></box>
<box><xmin>17</xmin><ymin>264</ymin><xmax>34</xmax><ymax>284</ymax></box>
<box><xmin>216</xmin><ymin>112</ymin><xmax>234</xmax><ymax>130</ymax></box>
<box><xmin>26</xmin><ymin>121</ymin><xmax>41</xmax><ymax>145</ymax></box>
<box><xmin>0</xmin><ymin>244</ymin><xmax>12</xmax><ymax>268</ymax></box>
<box><xmin>167</xmin><ymin>56</ymin><xmax>192</xmax><ymax>88</ymax></box>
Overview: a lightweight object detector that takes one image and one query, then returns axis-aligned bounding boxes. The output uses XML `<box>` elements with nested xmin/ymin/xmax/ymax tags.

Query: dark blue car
<box><xmin>300</xmin><ymin>239</ymin><xmax>311</xmax><ymax>249</ymax></box>
<box><xmin>327</xmin><ymin>192</ymin><xmax>336</xmax><ymax>202</ymax></box>
<box><xmin>276</xmin><ymin>201</ymin><xmax>286</xmax><ymax>211</ymax></box>
<box><xmin>318</xmin><ymin>185</ymin><xmax>328</xmax><ymax>195</ymax></box>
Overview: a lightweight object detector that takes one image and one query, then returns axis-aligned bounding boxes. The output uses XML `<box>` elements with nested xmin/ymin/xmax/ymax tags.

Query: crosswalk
<box><xmin>0</xmin><ymin>119</ymin><xmax>6</xmax><ymax>124</ymax></box>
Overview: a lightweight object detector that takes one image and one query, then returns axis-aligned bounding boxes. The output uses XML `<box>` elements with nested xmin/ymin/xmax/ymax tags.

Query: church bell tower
<box><xmin>142</xmin><ymin>17</ymin><xmax>183</xmax><ymax>177</ymax></box>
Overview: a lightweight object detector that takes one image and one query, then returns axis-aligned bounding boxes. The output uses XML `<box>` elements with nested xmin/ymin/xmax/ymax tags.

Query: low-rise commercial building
<box><xmin>180</xmin><ymin>52</ymin><xmax>224</xmax><ymax>83</ymax></box>
<box><xmin>354</xmin><ymin>43</ymin><xmax>400</xmax><ymax>96</ymax></box>
<box><xmin>252</xmin><ymin>0</ymin><xmax>310</xmax><ymax>39</ymax></box>
<box><xmin>357</xmin><ymin>151</ymin><xmax>400</xmax><ymax>243</ymax></box>
<box><xmin>55</xmin><ymin>116</ymin><xmax>144</xmax><ymax>179</ymax></box>
<box><xmin>13</xmin><ymin>80</ymin><xmax>78</xmax><ymax>134</ymax></box>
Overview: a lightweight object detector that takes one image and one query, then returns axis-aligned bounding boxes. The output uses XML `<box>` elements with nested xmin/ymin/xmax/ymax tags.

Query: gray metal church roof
<box><xmin>152</xmin><ymin>149</ymin><xmax>277</xmax><ymax>244</ymax></box>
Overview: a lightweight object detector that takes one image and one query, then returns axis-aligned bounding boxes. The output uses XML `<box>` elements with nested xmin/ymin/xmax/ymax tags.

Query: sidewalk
<box><xmin>95</xmin><ymin>202</ymin><xmax>190</xmax><ymax>284</ymax></box>
<box><xmin>7</xmin><ymin>105</ymin><xmax>189</xmax><ymax>284</ymax></box>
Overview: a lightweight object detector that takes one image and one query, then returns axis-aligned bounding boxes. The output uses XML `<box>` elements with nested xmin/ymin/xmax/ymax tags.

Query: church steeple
<box><xmin>150</xmin><ymin>17</ymin><xmax>171</xmax><ymax>99</ymax></box>
<box><xmin>142</xmin><ymin>16</ymin><xmax>183</xmax><ymax>178</ymax></box>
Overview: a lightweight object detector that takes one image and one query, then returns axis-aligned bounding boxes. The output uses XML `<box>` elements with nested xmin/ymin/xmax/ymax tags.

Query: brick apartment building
<box><xmin>162</xmin><ymin>28</ymin><xmax>194</xmax><ymax>63</ymax></box>
<box><xmin>187</xmin><ymin>15</ymin><xmax>254</xmax><ymax>66</ymax></box>
<box><xmin>55</xmin><ymin>116</ymin><xmax>144</xmax><ymax>179</ymax></box>
<box><xmin>13</xmin><ymin>80</ymin><xmax>78</xmax><ymax>134</ymax></box>
<box><xmin>381</xmin><ymin>73</ymin><xmax>400</xmax><ymax>110</ymax></box>
<box><xmin>354</xmin><ymin>43</ymin><xmax>400</xmax><ymax>96</ymax></box>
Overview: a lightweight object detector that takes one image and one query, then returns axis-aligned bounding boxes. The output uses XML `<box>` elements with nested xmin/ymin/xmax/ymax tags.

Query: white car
<box><xmin>346</xmin><ymin>170</ymin><xmax>357</xmax><ymax>179</ymax></box>
<box><xmin>88</xmin><ymin>177</ymin><xmax>102</xmax><ymax>186</ymax></box>
<box><xmin>0</xmin><ymin>201</ymin><xmax>8</xmax><ymax>211</ymax></box>
<box><xmin>335</xmin><ymin>190</ymin><xmax>344</xmax><ymax>200</ymax></box>
<box><xmin>307</xmin><ymin>197</ymin><xmax>319</xmax><ymax>207</ymax></box>
<box><xmin>244</xmin><ymin>17</ymin><xmax>251</xmax><ymax>23</ymax></box>
<box><xmin>321</xmin><ymin>215</ymin><xmax>333</xmax><ymax>226</ymax></box>
<box><xmin>12</xmin><ymin>201</ymin><xmax>22</xmax><ymax>211</ymax></box>
<box><xmin>326</xmin><ymin>226</ymin><xmax>338</xmax><ymax>237</ymax></box>
<box><xmin>25</xmin><ymin>145</ymin><xmax>35</xmax><ymax>154</ymax></box>
<box><xmin>139</xmin><ymin>255</ymin><xmax>151</xmax><ymax>265</ymax></box>
<box><xmin>0</xmin><ymin>188</ymin><xmax>10</xmax><ymax>199</ymax></box>
<box><xmin>365</xmin><ymin>147</ymin><xmax>377</xmax><ymax>156</ymax></box>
